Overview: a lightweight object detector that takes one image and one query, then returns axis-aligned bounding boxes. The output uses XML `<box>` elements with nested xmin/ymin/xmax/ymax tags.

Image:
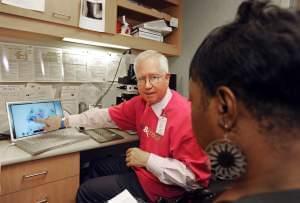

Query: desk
<box><xmin>0</xmin><ymin>132</ymin><xmax>138</xmax><ymax>203</ymax></box>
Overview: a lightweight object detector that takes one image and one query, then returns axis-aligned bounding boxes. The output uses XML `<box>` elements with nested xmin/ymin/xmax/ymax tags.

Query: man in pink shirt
<box><xmin>40</xmin><ymin>50</ymin><xmax>211</xmax><ymax>202</ymax></box>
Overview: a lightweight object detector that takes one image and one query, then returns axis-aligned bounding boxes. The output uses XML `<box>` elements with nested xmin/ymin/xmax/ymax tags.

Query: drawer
<box><xmin>1</xmin><ymin>153</ymin><xmax>79</xmax><ymax>195</ymax></box>
<box><xmin>0</xmin><ymin>176</ymin><xmax>79</xmax><ymax>203</ymax></box>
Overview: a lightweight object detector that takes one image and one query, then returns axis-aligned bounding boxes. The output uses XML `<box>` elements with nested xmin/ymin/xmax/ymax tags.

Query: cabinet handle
<box><xmin>23</xmin><ymin>171</ymin><xmax>48</xmax><ymax>179</ymax></box>
<box><xmin>36</xmin><ymin>197</ymin><xmax>48</xmax><ymax>203</ymax></box>
<box><xmin>52</xmin><ymin>12</ymin><xmax>71</xmax><ymax>20</ymax></box>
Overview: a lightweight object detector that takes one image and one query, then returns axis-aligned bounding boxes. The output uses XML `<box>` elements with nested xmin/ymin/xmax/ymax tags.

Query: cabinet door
<box><xmin>0</xmin><ymin>0</ymin><xmax>80</xmax><ymax>26</ymax></box>
<box><xmin>0</xmin><ymin>176</ymin><xmax>78</xmax><ymax>203</ymax></box>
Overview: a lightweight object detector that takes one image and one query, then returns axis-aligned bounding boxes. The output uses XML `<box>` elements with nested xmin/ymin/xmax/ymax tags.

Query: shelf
<box><xmin>112</xmin><ymin>34</ymin><xmax>179</xmax><ymax>55</ymax></box>
<box><xmin>0</xmin><ymin>0</ymin><xmax>181</xmax><ymax>56</ymax></box>
<box><xmin>0</xmin><ymin>14</ymin><xmax>179</xmax><ymax>56</ymax></box>
<box><xmin>117</xmin><ymin>0</ymin><xmax>172</xmax><ymax>21</ymax></box>
<box><xmin>135</xmin><ymin>0</ymin><xmax>179</xmax><ymax>9</ymax></box>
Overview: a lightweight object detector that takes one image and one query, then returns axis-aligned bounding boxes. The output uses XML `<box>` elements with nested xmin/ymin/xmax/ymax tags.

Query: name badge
<box><xmin>156</xmin><ymin>116</ymin><xmax>167</xmax><ymax>136</ymax></box>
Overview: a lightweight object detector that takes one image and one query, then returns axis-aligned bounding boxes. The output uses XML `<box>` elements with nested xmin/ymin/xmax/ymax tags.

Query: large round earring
<box><xmin>205</xmin><ymin>128</ymin><xmax>247</xmax><ymax>180</ymax></box>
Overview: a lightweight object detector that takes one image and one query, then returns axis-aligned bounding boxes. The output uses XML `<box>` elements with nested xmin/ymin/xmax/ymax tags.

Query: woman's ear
<box><xmin>216</xmin><ymin>86</ymin><xmax>238</xmax><ymax>129</ymax></box>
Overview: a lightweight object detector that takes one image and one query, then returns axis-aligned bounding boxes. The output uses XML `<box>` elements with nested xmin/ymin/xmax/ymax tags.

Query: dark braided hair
<box><xmin>189</xmin><ymin>0</ymin><xmax>300</xmax><ymax>130</ymax></box>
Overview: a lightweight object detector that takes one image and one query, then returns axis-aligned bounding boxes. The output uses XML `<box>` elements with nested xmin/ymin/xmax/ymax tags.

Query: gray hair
<box><xmin>134</xmin><ymin>50</ymin><xmax>169</xmax><ymax>74</ymax></box>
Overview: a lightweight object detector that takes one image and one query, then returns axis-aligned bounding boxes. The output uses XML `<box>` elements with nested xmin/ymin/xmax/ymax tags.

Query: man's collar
<box><xmin>151</xmin><ymin>88</ymin><xmax>172</xmax><ymax>117</ymax></box>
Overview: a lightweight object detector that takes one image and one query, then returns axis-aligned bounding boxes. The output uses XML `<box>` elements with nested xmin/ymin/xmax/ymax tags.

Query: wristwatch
<box><xmin>60</xmin><ymin>117</ymin><xmax>66</xmax><ymax>129</ymax></box>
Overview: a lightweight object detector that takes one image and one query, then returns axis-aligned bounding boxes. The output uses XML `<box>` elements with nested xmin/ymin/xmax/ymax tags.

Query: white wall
<box><xmin>169</xmin><ymin>0</ymin><xmax>244</xmax><ymax>97</ymax></box>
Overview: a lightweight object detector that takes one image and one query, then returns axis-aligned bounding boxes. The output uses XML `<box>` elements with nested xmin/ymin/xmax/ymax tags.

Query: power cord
<box><xmin>95</xmin><ymin>49</ymin><xmax>131</xmax><ymax>106</ymax></box>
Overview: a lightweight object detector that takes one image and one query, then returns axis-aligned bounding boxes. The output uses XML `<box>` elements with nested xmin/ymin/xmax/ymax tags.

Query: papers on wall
<box><xmin>78</xmin><ymin>83</ymin><xmax>102</xmax><ymax>107</ymax></box>
<box><xmin>21</xmin><ymin>83</ymin><xmax>55</xmax><ymax>100</ymax></box>
<box><xmin>0</xmin><ymin>42</ymin><xmax>125</xmax><ymax>83</ymax></box>
<box><xmin>60</xmin><ymin>83</ymin><xmax>119</xmax><ymax>114</ymax></box>
<box><xmin>106</xmin><ymin>53</ymin><xmax>126</xmax><ymax>82</ymax></box>
<box><xmin>0</xmin><ymin>43</ymin><xmax>34</xmax><ymax>81</ymax></box>
<box><xmin>0</xmin><ymin>85</ymin><xmax>24</xmax><ymax>114</ymax></box>
<box><xmin>34</xmin><ymin>47</ymin><xmax>63</xmax><ymax>81</ymax></box>
<box><xmin>61</xmin><ymin>86</ymin><xmax>80</xmax><ymax>114</ymax></box>
<box><xmin>79</xmin><ymin>0</ymin><xmax>106</xmax><ymax>32</ymax></box>
<box><xmin>108</xmin><ymin>189</ymin><xmax>137</xmax><ymax>203</ymax></box>
<box><xmin>0</xmin><ymin>115</ymin><xmax>9</xmax><ymax>134</ymax></box>
<box><xmin>1</xmin><ymin>0</ymin><xmax>45</xmax><ymax>12</ymax></box>
<box><xmin>0</xmin><ymin>85</ymin><xmax>24</xmax><ymax>134</ymax></box>
<box><xmin>87</xmin><ymin>51</ymin><xmax>109</xmax><ymax>82</ymax></box>
<box><xmin>63</xmin><ymin>49</ymin><xmax>89</xmax><ymax>82</ymax></box>
<box><xmin>0</xmin><ymin>84</ymin><xmax>55</xmax><ymax>114</ymax></box>
<box><xmin>0</xmin><ymin>84</ymin><xmax>56</xmax><ymax>132</ymax></box>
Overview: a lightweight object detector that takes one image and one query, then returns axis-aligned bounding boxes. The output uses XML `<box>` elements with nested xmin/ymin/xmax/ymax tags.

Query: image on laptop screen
<box><xmin>7</xmin><ymin>99</ymin><xmax>64</xmax><ymax>141</ymax></box>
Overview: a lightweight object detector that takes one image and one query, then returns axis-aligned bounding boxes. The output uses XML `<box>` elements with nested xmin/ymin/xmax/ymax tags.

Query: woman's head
<box><xmin>189</xmin><ymin>0</ymin><xmax>300</xmax><ymax>148</ymax></box>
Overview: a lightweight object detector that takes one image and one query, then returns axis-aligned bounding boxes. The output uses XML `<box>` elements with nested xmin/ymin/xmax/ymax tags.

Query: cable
<box><xmin>95</xmin><ymin>49</ymin><xmax>130</xmax><ymax>106</ymax></box>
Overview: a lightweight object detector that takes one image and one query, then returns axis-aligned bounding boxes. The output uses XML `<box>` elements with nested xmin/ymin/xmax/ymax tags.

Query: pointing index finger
<box><xmin>34</xmin><ymin>118</ymin><xmax>46</xmax><ymax>124</ymax></box>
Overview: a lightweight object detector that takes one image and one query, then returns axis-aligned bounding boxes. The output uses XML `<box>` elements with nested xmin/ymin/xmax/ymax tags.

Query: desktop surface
<box><xmin>0</xmin><ymin>129</ymin><xmax>138</xmax><ymax>166</ymax></box>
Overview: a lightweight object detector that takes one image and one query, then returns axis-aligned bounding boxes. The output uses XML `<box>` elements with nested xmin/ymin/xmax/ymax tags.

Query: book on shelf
<box><xmin>133</xmin><ymin>19</ymin><xmax>173</xmax><ymax>36</ymax></box>
<box><xmin>131</xmin><ymin>27</ymin><xmax>164</xmax><ymax>42</ymax></box>
<box><xmin>132</xmin><ymin>27</ymin><xmax>162</xmax><ymax>36</ymax></box>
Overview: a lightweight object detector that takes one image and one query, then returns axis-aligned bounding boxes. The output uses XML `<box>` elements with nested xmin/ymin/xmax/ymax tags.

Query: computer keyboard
<box><xmin>82</xmin><ymin>128</ymin><xmax>123</xmax><ymax>143</ymax></box>
<box><xmin>45</xmin><ymin>128</ymin><xmax>87</xmax><ymax>137</ymax></box>
<box><xmin>15</xmin><ymin>128</ymin><xmax>89</xmax><ymax>155</ymax></box>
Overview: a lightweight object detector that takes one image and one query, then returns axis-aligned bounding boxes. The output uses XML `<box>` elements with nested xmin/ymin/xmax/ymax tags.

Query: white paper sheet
<box><xmin>79</xmin><ymin>0</ymin><xmax>105</xmax><ymax>32</ymax></box>
<box><xmin>0</xmin><ymin>114</ymin><xmax>9</xmax><ymax>133</ymax></box>
<box><xmin>21</xmin><ymin>84</ymin><xmax>55</xmax><ymax>100</ymax></box>
<box><xmin>0</xmin><ymin>85</ymin><xmax>25</xmax><ymax>134</ymax></box>
<box><xmin>0</xmin><ymin>85</ymin><xmax>25</xmax><ymax>114</ymax></box>
<box><xmin>2</xmin><ymin>0</ymin><xmax>45</xmax><ymax>12</ymax></box>
<box><xmin>0</xmin><ymin>43</ymin><xmax>34</xmax><ymax>81</ymax></box>
<box><xmin>65</xmin><ymin>64</ymin><xmax>91</xmax><ymax>81</ymax></box>
<box><xmin>62</xmin><ymin>100</ymin><xmax>79</xmax><ymax>115</ymax></box>
<box><xmin>108</xmin><ymin>189</ymin><xmax>137</xmax><ymax>203</ymax></box>
<box><xmin>63</xmin><ymin>49</ymin><xmax>89</xmax><ymax>81</ymax></box>
<box><xmin>34</xmin><ymin>47</ymin><xmax>63</xmax><ymax>81</ymax></box>
<box><xmin>0</xmin><ymin>42</ymin><xmax>126</xmax><ymax>83</ymax></box>
<box><xmin>79</xmin><ymin>84</ymin><xmax>102</xmax><ymax>106</ymax></box>
<box><xmin>88</xmin><ymin>65</ymin><xmax>106</xmax><ymax>82</ymax></box>
<box><xmin>61</xmin><ymin>86</ymin><xmax>80</xmax><ymax>114</ymax></box>
<box><xmin>87</xmin><ymin>51</ymin><xmax>109</xmax><ymax>82</ymax></box>
<box><xmin>106</xmin><ymin>53</ymin><xmax>126</xmax><ymax>82</ymax></box>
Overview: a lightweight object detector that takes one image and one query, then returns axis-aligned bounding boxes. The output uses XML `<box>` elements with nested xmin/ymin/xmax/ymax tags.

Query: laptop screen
<box><xmin>7</xmin><ymin>99</ymin><xmax>64</xmax><ymax>141</ymax></box>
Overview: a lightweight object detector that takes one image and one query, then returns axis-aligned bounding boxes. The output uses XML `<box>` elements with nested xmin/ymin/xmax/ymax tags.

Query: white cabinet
<box><xmin>0</xmin><ymin>0</ymin><xmax>80</xmax><ymax>26</ymax></box>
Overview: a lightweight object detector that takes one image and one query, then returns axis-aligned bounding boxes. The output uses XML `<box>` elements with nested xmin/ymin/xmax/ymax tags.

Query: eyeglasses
<box><xmin>137</xmin><ymin>74</ymin><xmax>164</xmax><ymax>86</ymax></box>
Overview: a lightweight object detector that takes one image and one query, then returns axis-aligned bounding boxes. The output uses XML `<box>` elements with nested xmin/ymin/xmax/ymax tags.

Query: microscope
<box><xmin>116</xmin><ymin>63</ymin><xmax>138</xmax><ymax>104</ymax></box>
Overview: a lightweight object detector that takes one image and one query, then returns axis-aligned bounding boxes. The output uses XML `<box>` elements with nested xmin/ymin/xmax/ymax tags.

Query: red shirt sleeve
<box><xmin>169</xmin><ymin>100</ymin><xmax>211</xmax><ymax>186</ymax></box>
<box><xmin>173</xmin><ymin>132</ymin><xmax>211</xmax><ymax>186</ymax></box>
<box><xmin>108</xmin><ymin>96</ymin><xmax>140</xmax><ymax>131</ymax></box>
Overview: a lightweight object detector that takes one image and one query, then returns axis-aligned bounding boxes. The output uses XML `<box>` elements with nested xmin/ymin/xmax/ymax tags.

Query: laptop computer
<box><xmin>6</xmin><ymin>99</ymin><xmax>89</xmax><ymax>155</ymax></box>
